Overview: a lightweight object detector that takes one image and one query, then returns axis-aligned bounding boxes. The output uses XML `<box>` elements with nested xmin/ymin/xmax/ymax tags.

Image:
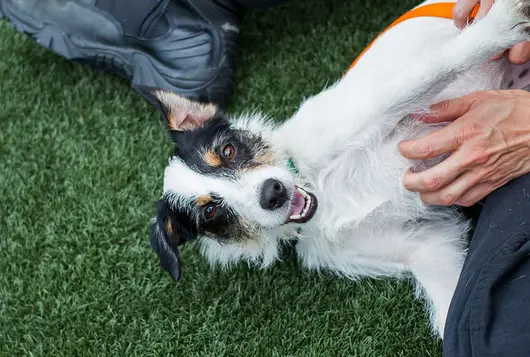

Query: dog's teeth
<box><xmin>300</xmin><ymin>197</ymin><xmax>312</xmax><ymax>217</ymax></box>
<box><xmin>291</xmin><ymin>188</ymin><xmax>312</xmax><ymax>221</ymax></box>
<box><xmin>297</xmin><ymin>187</ymin><xmax>308</xmax><ymax>198</ymax></box>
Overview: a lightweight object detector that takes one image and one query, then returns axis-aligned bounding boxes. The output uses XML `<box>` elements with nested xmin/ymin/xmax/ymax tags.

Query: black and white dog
<box><xmin>141</xmin><ymin>0</ymin><xmax>530</xmax><ymax>336</ymax></box>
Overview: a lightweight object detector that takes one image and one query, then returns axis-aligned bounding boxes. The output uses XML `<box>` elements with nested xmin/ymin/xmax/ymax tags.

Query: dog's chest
<box><xmin>295</xmin><ymin>215</ymin><xmax>412</xmax><ymax>277</ymax></box>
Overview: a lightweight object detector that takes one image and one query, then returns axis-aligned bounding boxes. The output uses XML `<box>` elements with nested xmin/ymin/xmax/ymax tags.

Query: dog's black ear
<box><xmin>133</xmin><ymin>84</ymin><xmax>217</xmax><ymax>132</ymax></box>
<box><xmin>150</xmin><ymin>198</ymin><xmax>197</xmax><ymax>282</ymax></box>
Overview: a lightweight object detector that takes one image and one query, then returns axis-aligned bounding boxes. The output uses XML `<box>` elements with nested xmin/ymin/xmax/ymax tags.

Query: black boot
<box><xmin>0</xmin><ymin>0</ymin><xmax>245</xmax><ymax>108</ymax></box>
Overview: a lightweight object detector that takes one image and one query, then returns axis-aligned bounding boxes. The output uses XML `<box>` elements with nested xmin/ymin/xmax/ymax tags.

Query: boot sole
<box><xmin>0</xmin><ymin>2</ymin><xmax>232</xmax><ymax>108</ymax></box>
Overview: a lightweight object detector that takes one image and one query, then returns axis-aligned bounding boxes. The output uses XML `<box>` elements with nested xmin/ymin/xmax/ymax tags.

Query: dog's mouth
<box><xmin>286</xmin><ymin>186</ymin><xmax>318</xmax><ymax>224</ymax></box>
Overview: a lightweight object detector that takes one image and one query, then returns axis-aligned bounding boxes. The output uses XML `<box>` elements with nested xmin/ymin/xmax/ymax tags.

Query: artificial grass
<box><xmin>0</xmin><ymin>0</ymin><xmax>443</xmax><ymax>356</ymax></box>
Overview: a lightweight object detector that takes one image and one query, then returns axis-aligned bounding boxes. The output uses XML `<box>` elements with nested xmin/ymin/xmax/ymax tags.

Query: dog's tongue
<box><xmin>290</xmin><ymin>190</ymin><xmax>305</xmax><ymax>215</ymax></box>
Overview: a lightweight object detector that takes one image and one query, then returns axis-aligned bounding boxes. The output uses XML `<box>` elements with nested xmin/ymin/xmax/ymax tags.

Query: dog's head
<box><xmin>138</xmin><ymin>86</ymin><xmax>318</xmax><ymax>281</ymax></box>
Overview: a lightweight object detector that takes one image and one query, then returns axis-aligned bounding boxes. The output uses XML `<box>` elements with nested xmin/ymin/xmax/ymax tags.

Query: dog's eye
<box><xmin>204</xmin><ymin>204</ymin><xmax>217</xmax><ymax>219</ymax></box>
<box><xmin>222</xmin><ymin>144</ymin><xmax>236</xmax><ymax>161</ymax></box>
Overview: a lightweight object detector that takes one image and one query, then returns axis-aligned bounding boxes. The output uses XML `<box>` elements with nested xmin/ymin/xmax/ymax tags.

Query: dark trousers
<box><xmin>443</xmin><ymin>173</ymin><xmax>530</xmax><ymax>356</ymax></box>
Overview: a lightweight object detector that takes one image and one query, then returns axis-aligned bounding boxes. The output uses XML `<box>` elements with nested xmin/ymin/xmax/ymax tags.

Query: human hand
<box><xmin>399</xmin><ymin>90</ymin><xmax>530</xmax><ymax>206</ymax></box>
<box><xmin>453</xmin><ymin>0</ymin><xmax>530</xmax><ymax>64</ymax></box>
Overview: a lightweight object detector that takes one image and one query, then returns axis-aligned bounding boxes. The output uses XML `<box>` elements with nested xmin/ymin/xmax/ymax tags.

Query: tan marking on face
<box><xmin>240</xmin><ymin>148</ymin><xmax>277</xmax><ymax>173</ymax></box>
<box><xmin>166</xmin><ymin>219</ymin><xmax>173</xmax><ymax>234</ymax></box>
<box><xmin>195</xmin><ymin>195</ymin><xmax>213</xmax><ymax>206</ymax></box>
<box><xmin>255</xmin><ymin>149</ymin><xmax>276</xmax><ymax>166</ymax></box>
<box><xmin>204</xmin><ymin>151</ymin><xmax>222</xmax><ymax>167</ymax></box>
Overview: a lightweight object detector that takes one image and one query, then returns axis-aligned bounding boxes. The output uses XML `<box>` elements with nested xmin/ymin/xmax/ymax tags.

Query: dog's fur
<box><xmin>144</xmin><ymin>0</ymin><xmax>530</xmax><ymax>337</ymax></box>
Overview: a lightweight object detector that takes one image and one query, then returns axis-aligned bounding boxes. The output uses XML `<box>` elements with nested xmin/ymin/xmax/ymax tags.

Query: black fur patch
<box><xmin>150</xmin><ymin>196</ymin><xmax>198</xmax><ymax>281</ymax></box>
<box><xmin>153</xmin><ymin>113</ymin><xmax>271</xmax><ymax>281</ymax></box>
<box><xmin>169</xmin><ymin>114</ymin><xmax>269</xmax><ymax>177</ymax></box>
<box><xmin>158</xmin><ymin>192</ymin><xmax>246</xmax><ymax>244</ymax></box>
<box><xmin>196</xmin><ymin>194</ymin><xmax>243</xmax><ymax>240</ymax></box>
<box><xmin>157</xmin><ymin>195</ymin><xmax>198</xmax><ymax>245</ymax></box>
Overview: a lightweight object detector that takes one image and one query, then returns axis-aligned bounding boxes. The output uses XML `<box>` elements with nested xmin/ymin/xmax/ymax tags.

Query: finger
<box><xmin>399</xmin><ymin>127</ymin><xmax>458</xmax><ymax>160</ymax></box>
<box><xmin>453</xmin><ymin>0</ymin><xmax>479</xmax><ymax>29</ymax></box>
<box><xmin>475</xmin><ymin>0</ymin><xmax>494</xmax><ymax>20</ymax></box>
<box><xmin>419</xmin><ymin>169</ymin><xmax>482</xmax><ymax>205</ymax></box>
<box><xmin>490</xmin><ymin>50</ymin><xmax>506</xmax><ymax>61</ymax></box>
<box><xmin>403</xmin><ymin>150</ymin><xmax>468</xmax><ymax>192</ymax></box>
<box><xmin>399</xmin><ymin>118</ymin><xmax>473</xmax><ymax>160</ymax></box>
<box><xmin>417</xmin><ymin>95</ymin><xmax>476</xmax><ymax>124</ymax></box>
<box><xmin>508</xmin><ymin>41</ymin><xmax>530</xmax><ymax>64</ymax></box>
<box><xmin>454</xmin><ymin>182</ymin><xmax>495</xmax><ymax>206</ymax></box>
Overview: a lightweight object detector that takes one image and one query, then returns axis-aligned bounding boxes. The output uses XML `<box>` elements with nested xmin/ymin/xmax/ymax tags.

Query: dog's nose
<box><xmin>260</xmin><ymin>179</ymin><xmax>288</xmax><ymax>210</ymax></box>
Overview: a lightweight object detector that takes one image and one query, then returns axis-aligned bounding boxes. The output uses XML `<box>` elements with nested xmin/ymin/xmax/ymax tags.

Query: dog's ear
<box><xmin>134</xmin><ymin>85</ymin><xmax>217</xmax><ymax>132</ymax></box>
<box><xmin>150</xmin><ymin>198</ymin><xmax>197</xmax><ymax>282</ymax></box>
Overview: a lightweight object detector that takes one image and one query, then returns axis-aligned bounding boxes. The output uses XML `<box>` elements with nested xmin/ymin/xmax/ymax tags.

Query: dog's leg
<box><xmin>342</xmin><ymin>0</ymin><xmax>530</xmax><ymax>147</ymax></box>
<box><xmin>278</xmin><ymin>0</ymin><xmax>530</xmax><ymax>161</ymax></box>
<box><xmin>356</xmin><ymin>0</ymin><xmax>530</xmax><ymax>139</ymax></box>
<box><xmin>407</xmin><ymin>218</ymin><xmax>470</xmax><ymax>337</ymax></box>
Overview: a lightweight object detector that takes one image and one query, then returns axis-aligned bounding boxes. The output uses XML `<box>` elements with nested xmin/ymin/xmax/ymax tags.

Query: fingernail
<box><xmin>429</xmin><ymin>102</ymin><xmax>441</xmax><ymax>111</ymax></box>
<box><xmin>453</xmin><ymin>13</ymin><xmax>464</xmax><ymax>29</ymax></box>
<box><xmin>398</xmin><ymin>140</ymin><xmax>409</xmax><ymax>154</ymax></box>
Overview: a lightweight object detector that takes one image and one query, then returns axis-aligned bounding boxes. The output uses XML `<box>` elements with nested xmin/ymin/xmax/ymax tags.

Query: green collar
<box><xmin>287</xmin><ymin>158</ymin><xmax>299</xmax><ymax>174</ymax></box>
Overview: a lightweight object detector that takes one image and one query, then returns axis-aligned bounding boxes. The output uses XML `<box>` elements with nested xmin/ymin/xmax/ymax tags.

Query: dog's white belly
<box><xmin>278</xmin><ymin>12</ymin><xmax>513</xmax><ymax>283</ymax></box>
<box><xmin>296</xmin><ymin>122</ymin><xmax>446</xmax><ymax>225</ymax></box>
<box><xmin>283</xmin><ymin>59</ymin><xmax>509</xmax><ymax>237</ymax></box>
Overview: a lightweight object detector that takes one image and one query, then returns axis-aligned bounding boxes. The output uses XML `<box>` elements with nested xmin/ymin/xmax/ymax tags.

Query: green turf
<box><xmin>0</xmin><ymin>1</ymin><xmax>443</xmax><ymax>356</ymax></box>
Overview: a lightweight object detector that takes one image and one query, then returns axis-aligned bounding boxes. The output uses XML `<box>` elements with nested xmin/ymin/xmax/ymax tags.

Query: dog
<box><xmin>139</xmin><ymin>0</ymin><xmax>530</xmax><ymax>337</ymax></box>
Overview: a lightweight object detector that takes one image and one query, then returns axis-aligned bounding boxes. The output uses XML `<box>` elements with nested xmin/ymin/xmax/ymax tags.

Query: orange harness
<box><xmin>347</xmin><ymin>2</ymin><xmax>480</xmax><ymax>73</ymax></box>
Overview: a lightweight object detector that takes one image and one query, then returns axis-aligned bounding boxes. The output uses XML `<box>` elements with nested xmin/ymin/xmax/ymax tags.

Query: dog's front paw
<box><xmin>515</xmin><ymin>0</ymin><xmax>530</xmax><ymax>33</ymax></box>
<box><xmin>489</xmin><ymin>0</ymin><xmax>530</xmax><ymax>34</ymax></box>
<box><xmin>465</xmin><ymin>0</ymin><xmax>530</xmax><ymax>50</ymax></box>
